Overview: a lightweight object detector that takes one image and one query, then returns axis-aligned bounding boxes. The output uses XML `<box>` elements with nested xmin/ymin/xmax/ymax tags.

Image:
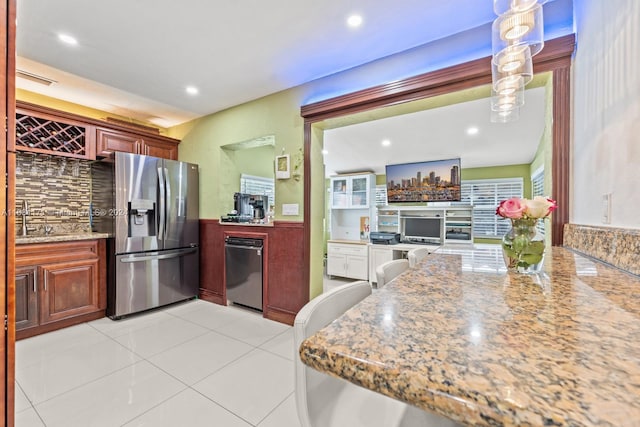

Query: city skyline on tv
<box><xmin>385</xmin><ymin>158</ymin><xmax>461</xmax><ymax>203</ymax></box>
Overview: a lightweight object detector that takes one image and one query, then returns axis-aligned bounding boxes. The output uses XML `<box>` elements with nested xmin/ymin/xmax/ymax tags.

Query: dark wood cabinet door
<box><xmin>39</xmin><ymin>259</ymin><xmax>100</xmax><ymax>325</ymax></box>
<box><xmin>142</xmin><ymin>137</ymin><xmax>178</xmax><ymax>160</ymax></box>
<box><xmin>96</xmin><ymin>127</ymin><xmax>141</xmax><ymax>157</ymax></box>
<box><xmin>15</xmin><ymin>266</ymin><xmax>38</xmax><ymax>331</ymax></box>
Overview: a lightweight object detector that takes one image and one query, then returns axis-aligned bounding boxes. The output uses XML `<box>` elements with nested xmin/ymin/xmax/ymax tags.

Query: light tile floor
<box><xmin>15</xmin><ymin>299</ymin><xmax>301</xmax><ymax>427</ymax></box>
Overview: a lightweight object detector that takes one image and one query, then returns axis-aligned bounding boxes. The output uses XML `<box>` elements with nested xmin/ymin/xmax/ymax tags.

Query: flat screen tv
<box><xmin>385</xmin><ymin>158</ymin><xmax>461</xmax><ymax>203</ymax></box>
<box><xmin>403</xmin><ymin>217</ymin><xmax>442</xmax><ymax>243</ymax></box>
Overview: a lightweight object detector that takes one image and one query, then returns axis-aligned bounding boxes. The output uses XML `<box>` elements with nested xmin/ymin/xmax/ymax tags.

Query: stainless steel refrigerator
<box><xmin>93</xmin><ymin>152</ymin><xmax>199</xmax><ymax>319</ymax></box>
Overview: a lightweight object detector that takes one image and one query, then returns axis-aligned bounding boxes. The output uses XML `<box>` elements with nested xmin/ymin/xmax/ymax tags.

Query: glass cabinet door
<box><xmin>350</xmin><ymin>176</ymin><xmax>369</xmax><ymax>207</ymax></box>
<box><xmin>331</xmin><ymin>178</ymin><xmax>348</xmax><ymax>208</ymax></box>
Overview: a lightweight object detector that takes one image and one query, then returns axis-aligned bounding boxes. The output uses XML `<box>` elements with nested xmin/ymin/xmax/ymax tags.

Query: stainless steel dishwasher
<box><xmin>225</xmin><ymin>236</ymin><xmax>263</xmax><ymax>311</ymax></box>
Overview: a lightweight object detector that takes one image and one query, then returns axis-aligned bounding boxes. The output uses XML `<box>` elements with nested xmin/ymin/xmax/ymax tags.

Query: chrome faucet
<box><xmin>21</xmin><ymin>200</ymin><xmax>36</xmax><ymax>236</ymax></box>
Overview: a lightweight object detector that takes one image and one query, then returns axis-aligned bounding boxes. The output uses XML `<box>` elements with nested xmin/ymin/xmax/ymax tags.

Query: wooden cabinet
<box><xmin>141</xmin><ymin>137</ymin><xmax>178</xmax><ymax>160</ymax></box>
<box><xmin>15</xmin><ymin>101</ymin><xmax>180</xmax><ymax>161</ymax></box>
<box><xmin>40</xmin><ymin>258</ymin><xmax>100</xmax><ymax>325</ymax></box>
<box><xmin>96</xmin><ymin>127</ymin><xmax>141</xmax><ymax>155</ymax></box>
<box><xmin>326</xmin><ymin>242</ymin><xmax>368</xmax><ymax>280</ymax></box>
<box><xmin>96</xmin><ymin>127</ymin><xmax>178</xmax><ymax>160</ymax></box>
<box><xmin>15</xmin><ymin>240</ymin><xmax>107</xmax><ymax>340</ymax></box>
<box><xmin>15</xmin><ymin>266</ymin><xmax>38</xmax><ymax>331</ymax></box>
<box><xmin>13</xmin><ymin>106</ymin><xmax>96</xmax><ymax>159</ymax></box>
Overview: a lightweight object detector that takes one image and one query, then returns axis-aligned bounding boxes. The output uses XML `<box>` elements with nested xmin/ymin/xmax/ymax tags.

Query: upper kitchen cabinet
<box><xmin>14</xmin><ymin>101</ymin><xmax>180</xmax><ymax>161</ymax></box>
<box><xmin>96</xmin><ymin>127</ymin><xmax>141</xmax><ymax>155</ymax></box>
<box><xmin>96</xmin><ymin>127</ymin><xmax>179</xmax><ymax>160</ymax></box>
<box><xmin>13</xmin><ymin>104</ymin><xmax>96</xmax><ymax>160</ymax></box>
<box><xmin>140</xmin><ymin>136</ymin><xmax>179</xmax><ymax>160</ymax></box>
<box><xmin>330</xmin><ymin>173</ymin><xmax>375</xmax><ymax>209</ymax></box>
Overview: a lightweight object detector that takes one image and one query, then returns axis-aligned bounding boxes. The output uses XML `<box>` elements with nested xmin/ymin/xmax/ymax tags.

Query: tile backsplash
<box><xmin>15</xmin><ymin>153</ymin><xmax>92</xmax><ymax>235</ymax></box>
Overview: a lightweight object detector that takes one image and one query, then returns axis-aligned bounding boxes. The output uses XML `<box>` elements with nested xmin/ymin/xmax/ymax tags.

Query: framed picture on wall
<box><xmin>276</xmin><ymin>154</ymin><xmax>290</xmax><ymax>179</ymax></box>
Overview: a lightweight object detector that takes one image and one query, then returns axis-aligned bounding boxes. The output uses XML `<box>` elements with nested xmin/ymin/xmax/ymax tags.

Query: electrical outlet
<box><xmin>602</xmin><ymin>193</ymin><xmax>611</xmax><ymax>224</ymax></box>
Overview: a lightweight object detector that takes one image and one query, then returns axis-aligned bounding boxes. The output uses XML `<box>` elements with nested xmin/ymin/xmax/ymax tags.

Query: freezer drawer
<box><xmin>108</xmin><ymin>247</ymin><xmax>199</xmax><ymax>318</ymax></box>
<box><xmin>225</xmin><ymin>238</ymin><xmax>263</xmax><ymax>311</ymax></box>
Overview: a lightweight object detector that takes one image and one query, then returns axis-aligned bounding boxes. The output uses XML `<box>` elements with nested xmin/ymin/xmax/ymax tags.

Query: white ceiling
<box><xmin>15</xmin><ymin>0</ymin><xmax>573</xmax><ymax>128</ymax></box>
<box><xmin>323</xmin><ymin>86</ymin><xmax>548</xmax><ymax>177</ymax></box>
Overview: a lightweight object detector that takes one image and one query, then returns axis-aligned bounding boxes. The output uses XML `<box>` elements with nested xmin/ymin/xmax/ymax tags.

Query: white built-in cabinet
<box><xmin>327</xmin><ymin>173</ymin><xmax>376</xmax><ymax>280</ymax></box>
<box><xmin>329</xmin><ymin>173</ymin><xmax>376</xmax><ymax>241</ymax></box>
<box><xmin>375</xmin><ymin>205</ymin><xmax>474</xmax><ymax>245</ymax></box>
<box><xmin>330</xmin><ymin>174</ymin><xmax>374</xmax><ymax>209</ymax></box>
<box><xmin>326</xmin><ymin>242</ymin><xmax>368</xmax><ymax>280</ymax></box>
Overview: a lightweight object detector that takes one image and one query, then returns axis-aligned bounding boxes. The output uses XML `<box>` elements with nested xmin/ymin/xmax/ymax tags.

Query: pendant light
<box><xmin>492</xmin><ymin>3</ymin><xmax>544</xmax><ymax>59</ymax></box>
<box><xmin>490</xmin><ymin>0</ymin><xmax>545</xmax><ymax>122</ymax></box>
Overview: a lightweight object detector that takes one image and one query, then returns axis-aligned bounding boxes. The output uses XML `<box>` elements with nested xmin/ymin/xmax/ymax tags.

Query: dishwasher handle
<box><xmin>225</xmin><ymin>237</ymin><xmax>263</xmax><ymax>248</ymax></box>
<box><xmin>225</xmin><ymin>243</ymin><xmax>263</xmax><ymax>250</ymax></box>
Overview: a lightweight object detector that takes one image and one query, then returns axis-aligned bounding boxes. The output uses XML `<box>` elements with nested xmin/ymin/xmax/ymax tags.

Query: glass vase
<box><xmin>501</xmin><ymin>218</ymin><xmax>545</xmax><ymax>273</ymax></box>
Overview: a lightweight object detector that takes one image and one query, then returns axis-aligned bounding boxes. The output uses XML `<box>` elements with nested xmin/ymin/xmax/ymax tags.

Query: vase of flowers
<box><xmin>496</xmin><ymin>196</ymin><xmax>557</xmax><ymax>273</ymax></box>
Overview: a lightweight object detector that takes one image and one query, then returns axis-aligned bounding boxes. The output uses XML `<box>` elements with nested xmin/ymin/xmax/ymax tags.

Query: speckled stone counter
<box><xmin>15</xmin><ymin>232</ymin><xmax>111</xmax><ymax>244</ymax></box>
<box><xmin>299</xmin><ymin>246</ymin><xmax>640</xmax><ymax>426</ymax></box>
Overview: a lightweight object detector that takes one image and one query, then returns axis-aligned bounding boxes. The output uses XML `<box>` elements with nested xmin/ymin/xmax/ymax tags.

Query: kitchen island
<box><xmin>299</xmin><ymin>245</ymin><xmax>640</xmax><ymax>426</ymax></box>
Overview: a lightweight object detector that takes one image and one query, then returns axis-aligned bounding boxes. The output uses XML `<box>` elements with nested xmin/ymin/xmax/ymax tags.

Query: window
<box><xmin>531</xmin><ymin>167</ymin><xmax>545</xmax><ymax>236</ymax></box>
<box><xmin>240</xmin><ymin>174</ymin><xmax>275</xmax><ymax>208</ymax></box>
<box><xmin>460</xmin><ymin>178</ymin><xmax>524</xmax><ymax>239</ymax></box>
<box><xmin>375</xmin><ymin>185</ymin><xmax>387</xmax><ymax>206</ymax></box>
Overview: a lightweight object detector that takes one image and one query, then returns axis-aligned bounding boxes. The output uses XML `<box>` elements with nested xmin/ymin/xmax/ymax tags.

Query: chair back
<box><xmin>407</xmin><ymin>247</ymin><xmax>431</xmax><ymax>268</ymax></box>
<box><xmin>294</xmin><ymin>281</ymin><xmax>372</xmax><ymax>427</ymax></box>
<box><xmin>375</xmin><ymin>259</ymin><xmax>409</xmax><ymax>287</ymax></box>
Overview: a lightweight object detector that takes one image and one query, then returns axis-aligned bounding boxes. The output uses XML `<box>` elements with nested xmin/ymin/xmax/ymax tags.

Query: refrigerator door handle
<box><xmin>164</xmin><ymin>167</ymin><xmax>170</xmax><ymax>238</ymax></box>
<box><xmin>119</xmin><ymin>248</ymin><xmax>198</xmax><ymax>263</ymax></box>
<box><xmin>157</xmin><ymin>166</ymin><xmax>166</xmax><ymax>240</ymax></box>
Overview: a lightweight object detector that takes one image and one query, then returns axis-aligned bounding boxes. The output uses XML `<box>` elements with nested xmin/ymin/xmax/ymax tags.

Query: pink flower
<box><xmin>496</xmin><ymin>198</ymin><xmax>526</xmax><ymax>219</ymax></box>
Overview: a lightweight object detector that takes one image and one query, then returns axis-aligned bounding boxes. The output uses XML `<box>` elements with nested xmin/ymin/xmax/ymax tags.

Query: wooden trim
<box><xmin>551</xmin><ymin>67</ymin><xmax>571</xmax><ymax>246</ymax></box>
<box><xmin>3</xmin><ymin>0</ymin><xmax>16</xmax><ymax>423</ymax></box>
<box><xmin>199</xmin><ymin>289</ymin><xmax>226</xmax><ymax>305</ymax></box>
<box><xmin>301</xmin><ymin>34</ymin><xmax>575</xmax><ymax>252</ymax></box>
<box><xmin>301</xmin><ymin>35</ymin><xmax>575</xmax><ymax>119</ymax></box>
<box><xmin>16</xmin><ymin>310</ymin><xmax>105</xmax><ymax>340</ymax></box>
<box><xmin>263</xmin><ymin>306</ymin><xmax>296</xmax><ymax>326</ymax></box>
<box><xmin>272</xmin><ymin>221</ymin><xmax>304</xmax><ymax>229</ymax></box>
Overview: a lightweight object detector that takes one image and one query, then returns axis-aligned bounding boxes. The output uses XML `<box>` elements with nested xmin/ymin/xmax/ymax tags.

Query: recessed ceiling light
<box><xmin>57</xmin><ymin>33</ymin><xmax>78</xmax><ymax>46</ymax></box>
<box><xmin>322</xmin><ymin>149</ymin><xmax>329</xmax><ymax>155</ymax></box>
<box><xmin>466</xmin><ymin>126</ymin><xmax>479</xmax><ymax>136</ymax></box>
<box><xmin>347</xmin><ymin>14</ymin><xmax>363</xmax><ymax>28</ymax></box>
<box><xmin>382</xmin><ymin>139</ymin><xmax>391</xmax><ymax>147</ymax></box>
<box><xmin>185</xmin><ymin>86</ymin><xmax>199</xmax><ymax>95</ymax></box>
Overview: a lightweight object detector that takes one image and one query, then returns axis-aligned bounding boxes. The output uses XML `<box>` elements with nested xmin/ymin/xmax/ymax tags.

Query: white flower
<box><xmin>523</xmin><ymin>196</ymin><xmax>555</xmax><ymax>219</ymax></box>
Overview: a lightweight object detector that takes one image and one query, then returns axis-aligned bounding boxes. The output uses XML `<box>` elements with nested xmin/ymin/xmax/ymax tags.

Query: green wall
<box><xmin>219</xmin><ymin>145</ymin><xmax>275</xmax><ymax>214</ymax></box>
<box><xmin>173</xmin><ymin>89</ymin><xmax>306</xmax><ymax>222</ymax></box>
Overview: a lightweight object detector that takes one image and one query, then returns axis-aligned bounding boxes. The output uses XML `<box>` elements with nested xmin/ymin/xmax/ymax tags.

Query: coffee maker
<box><xmin>233</xmin><ymin>193</ymin><xmax>269</xmax><ymax>222</ymax></box>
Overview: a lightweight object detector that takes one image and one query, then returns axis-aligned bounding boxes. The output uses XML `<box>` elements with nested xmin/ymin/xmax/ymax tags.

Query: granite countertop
<box><xmin>16</xmin><ymin>232</ymin><xmax>112</xmax><ymax>244</ymax></box>
<box><xmin>219</xmin><ymin>221</ymin><xmax>274</xmax><ymax>227</ymax></box>
<box><xmin>299</xmin><ymin>246</ymin><xmax>640</xmax><ymax>426</ymax></box>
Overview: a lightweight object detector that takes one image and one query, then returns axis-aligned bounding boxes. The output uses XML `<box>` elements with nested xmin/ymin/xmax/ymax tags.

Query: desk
<box><xmin>300</xmin><ymin>246</ymin><xmax>640</xmax><ymax>426</ymax></box>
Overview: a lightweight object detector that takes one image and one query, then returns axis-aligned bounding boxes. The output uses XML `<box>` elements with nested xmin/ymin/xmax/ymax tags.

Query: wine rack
<box><xmin>15</xmin><ymin>113</ymin><xmax>87</xmax><ymax>157</ymax></box>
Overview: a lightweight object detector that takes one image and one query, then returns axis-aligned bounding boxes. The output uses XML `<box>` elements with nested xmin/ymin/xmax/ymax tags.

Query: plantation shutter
<box><xmin>461</xmin><ymin>178</ymin><xmax>524</xmax><ymax>239</ymax></box>
<box><xmin>531</xmin><ymin>168</ymin><xmax>546</xmax><ymax>236</ymax></box>
<box><xmin>240</xmin><ymin>174</ymin><xmax>275</xmax><ymax>208</ymax></box>
<box><xmin>375</xmin><ymin>185</ymin><xmax>388</xmax><ymax>206</ymax></box>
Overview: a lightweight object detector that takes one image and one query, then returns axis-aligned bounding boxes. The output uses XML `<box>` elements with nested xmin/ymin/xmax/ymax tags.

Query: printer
<box><xmin>370</xmin><ymin>231</ymin><xmax>401</xmax><ymax>245</ymax></box>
